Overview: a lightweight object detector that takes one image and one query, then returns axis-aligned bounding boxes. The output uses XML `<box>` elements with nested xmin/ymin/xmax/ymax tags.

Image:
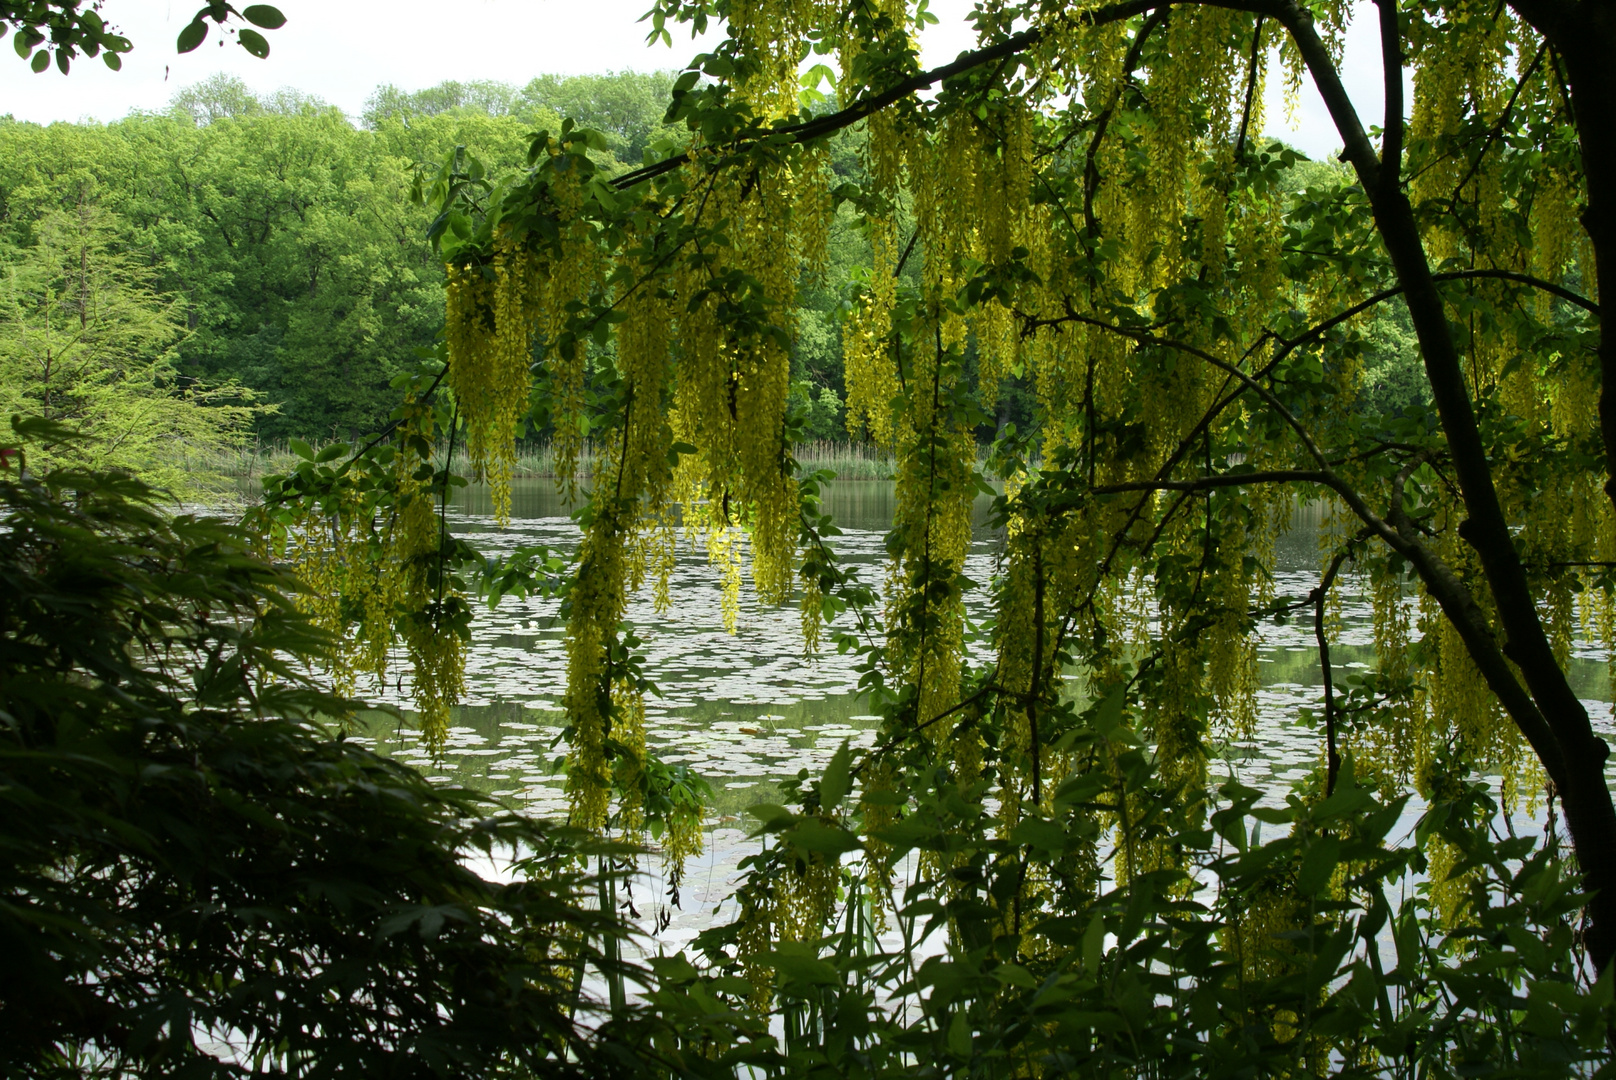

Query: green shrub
<box><xmin>0</xmin><ymin>417</ymin><xmax>650</xmax><ymax>1078</ymax></box>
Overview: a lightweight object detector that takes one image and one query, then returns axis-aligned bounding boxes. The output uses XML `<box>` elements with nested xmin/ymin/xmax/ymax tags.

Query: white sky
<box><xmin>1</xmin><ymin>0</ymin><xmax>1395</xmax><ymax>161</ymax></box>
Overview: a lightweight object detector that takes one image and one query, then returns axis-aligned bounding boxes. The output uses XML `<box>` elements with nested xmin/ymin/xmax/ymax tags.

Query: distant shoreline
<box><xmin>189</xmin><ymin>438</ymin><xmax>914</xmax><ymax>484</ymax></box>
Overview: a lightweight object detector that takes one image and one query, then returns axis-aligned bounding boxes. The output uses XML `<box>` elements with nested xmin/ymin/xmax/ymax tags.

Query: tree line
<box><xmin>0</xmin><ymin>72</ymin><xmax>861</xmax><ymax>447</ymax></box>
<box><xmin>1</xmin><ymin>71</ymin><xmax>1427</xmax><ymax>457</ymax></box>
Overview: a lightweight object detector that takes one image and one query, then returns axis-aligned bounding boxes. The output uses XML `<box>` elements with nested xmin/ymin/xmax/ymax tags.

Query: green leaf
<box><xmin>871</xmin><ymin>817</ymin><xmax>936</xmax><ymax>849</ymax></box>
<box><xmin>947</xmin><ymin>1010</ymin><xmax>972</xmax><ymax>1058</ymax></box>
<box><xmin>1296</xmin><ymin>835</ymin><xmax>1342</xmax><ymax>895</ymax></box>
<box><xmin>103</xmin><ymin>51</ymin><xmax>122</xmax><ymax>71</ymax></box>
<box><xmin>1315</xmin><ymin>779</ymin><xmax>1374</xmax><ymax>820</ymax></box>
<box><xmin>820</xmin><ymin>738</ymin><xmax>851</xmax><ymax>810</ymax></box>
<box><xmin>1010</xmin><ymin>815</ymin><xmax>1069</xmax><ymax>854</ymax></box>
<box><xmin>994</xmin><ymin>962</ymin><xmax>1037</xmax><ymax>989</ymax></box>
<box><xmin>745</xmin><ymin>803</ymin><xmax>794</xmax><ymax>829</ymax></box>
<box><xmin>1082</xmin><ymin>911</ymin><xmax>1105</xmax><ymax>972</ymax></box>
<box><xmin>241</xmin><ymin>4</ymin><xmax>287</xmax><ymax>28</ymax></box>
<box><xmin>766</xmin><ymin>948</ymin><xmax>839</xmax><ymax>986</ymax></box>
<box><xmin>288</xmin><ymin>438</ymin><xmax>314</xmax><ymax>461</ymax></box>
<box><xmin>237</xmin><ymin>28</ymin><xmax>270</xmax><ymax>57</ymax></box>
<box><xmin>31</xmin><ymin>49</ymin><xmax>49</xmax><ymax>72</ymax></box>
<box><xmin>786</xmin><ymin>818</ymin><xmax>860</xmax><ymax>856</ymax></box>
<box><xmin>800</xmin><ymin>63</ymin><xmax>836</xmax><ymax>92</ymax></box>
<box><xmin>1091</xmin><ymin>686</ymin><xmax>1126</xmax><ymax>732</ymax></box>
<box><xmin>177</xmin><ymin>19</ymin><xmax>208</xmax><ymax>53</ymax></box>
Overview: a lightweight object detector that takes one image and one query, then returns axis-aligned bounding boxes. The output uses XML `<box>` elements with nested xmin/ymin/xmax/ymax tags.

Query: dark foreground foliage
<box><xmin>0</xmin><ymin>417</ymin><xmax>658</xmax><ymax>1078</ymax></box>
<box><xmin>3</xmin><ymin>413</ymin><xmax>1613</xmax><ymax>1079</ymax></box>
<box><xmin>695</xmin><ymin>745</ymin><xmax>1616</xmax><ymax>1080</ymax></box>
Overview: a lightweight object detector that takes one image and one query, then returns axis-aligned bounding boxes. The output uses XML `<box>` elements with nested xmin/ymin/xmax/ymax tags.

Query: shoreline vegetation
<box><xmin>184</xmin><ymin>438</ymin><xmax>911</xmax><ymax>484</ymax></box>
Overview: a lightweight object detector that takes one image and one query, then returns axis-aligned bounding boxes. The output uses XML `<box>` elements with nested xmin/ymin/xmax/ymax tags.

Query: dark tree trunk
<box><xmin>1506</xmin><ymin>0</ymin><xmax>1616</xmax><ymax>977</ymax></box>
<box><xmin>1276</xmin><ymin>0</ymin><xmax>1616</xmax><ymax>975</ymax></box>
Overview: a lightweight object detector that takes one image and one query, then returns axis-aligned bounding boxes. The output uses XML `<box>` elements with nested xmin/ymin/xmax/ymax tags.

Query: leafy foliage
<box><xmin>0</xmin><ymin>92</ymin><xmax>543</xmax><ymax>439</ymax></box>
<box><xmin>262</xmin><ymin>0</ymin><xmax>1616</xmax><ymax>1031</ymax></box>
<box><xmin>10</xmin><ymin>0</ymin><xmax>1616</xmax><ymax>1071</ymax></box>
<box><xmin>687</xmin><ymin>720</ymin><xmax>1616</xmax><ymax>1079</ymax></box>
<box><xmin>0</xmin><ymin>416</ymin><xmax>654</xmax><ymax>1078</ymax></box>
<box><xmin>0</xmin><ymin>205</ymin><xmax>261</xmax><ymax>496</ymax></box>
<box><xmin>0</xmin><ymin>1</ymin><xmax>283</xmax><ymax>73</ymax></box>
<box><xmin>1</xmin><ymin>0</ymin><xmax>131</xmax><ymax>73</ymax></box>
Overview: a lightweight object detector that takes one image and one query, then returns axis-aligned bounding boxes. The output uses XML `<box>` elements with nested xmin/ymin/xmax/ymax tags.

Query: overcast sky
<box><xmin>1</xmin><ymin>0</ymin><xmax>1396</xmax><ymax>161</ymax></box>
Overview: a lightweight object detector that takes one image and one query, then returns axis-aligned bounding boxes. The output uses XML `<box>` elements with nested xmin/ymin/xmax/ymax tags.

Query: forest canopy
<box><xmin>0</xmin><ymin>71</ymin><xmax>1424</xmax><ymax>443</ymax></box>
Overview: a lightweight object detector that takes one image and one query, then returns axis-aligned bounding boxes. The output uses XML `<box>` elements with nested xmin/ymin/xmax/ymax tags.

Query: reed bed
<box><xmin>189</xmin><ymin>438</ymin><xmax>904</xmax><ymax>482</ymax></box>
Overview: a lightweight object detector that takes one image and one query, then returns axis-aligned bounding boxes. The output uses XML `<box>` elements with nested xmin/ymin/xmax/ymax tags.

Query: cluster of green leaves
<box><xmin>367</xmin><ymin>72</ymin><xmax>689</xmax><ymax>168</ymax></box>
<box><xmin>1</xmin><ymin>1</ymin><xmax>281</xmax><ymax>73</ymax></box>
<box><xmin>249</xmin><ymin>359</ymin><xmax>712</xmax><ymax>849</ymax></box>
<box><xmin>0</xmin><ymin>203</ymin><xmax>262</xmax><ymax>498</ymax></box>
<box><xmin>0</xmin><ymin>84</ymin><xmax>551</xmax><ymax>440</ymax></box>
<box><xmin>0</xmin><ymin>415</ymin><xmax>663</xmax><ymax>1078</ymax></box>
<box><xmin>2</xmin><ymin>0</ymin><xmax>131</xmax><ymax>73</ymax></box>
<box><xmin>173</xmin><ymin>3</ymin><xmax>284</xmax><ymax>61</ymax></box>
<box><xmin>681</xmin><ymin>695</ymin><xmax>1614</xmax><ymax>1080</ymax></box>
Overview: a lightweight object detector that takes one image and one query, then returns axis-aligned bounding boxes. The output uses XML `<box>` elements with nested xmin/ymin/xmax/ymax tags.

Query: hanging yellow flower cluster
<box><xmin>389</xmin><ymin>401</ymin><xmax>467</xmax><ymax>752</ymax></box>
<box><xmin>399</xmin><ymin>0</ymin><xmax>1608</xmax><ymax>950</ymax></box>
<box><xmin>263</xmin><ymin>395</ymin><xmax>466</xmax><ymax>752</ymax></box>
<box><xmin>444</xmin><ymin>236</ymin><xmax>540</xmax><ymax>525</ymax></box>
<box><xmin>727</xmin><ymin>0</ymin><xmax>841</xmax><ymax>119</ymax></box>
<box><xmin>842</xmin><ymin>218</ymin><xmax>903</xmax><ymax>447</ymax></box>
<box><xmin>282</xmin><ymin>486</ymin><xmax>392</xmax><ymax>700</ymax></box>
<box><xmin>816</xmin><ymin>0</ymin><xmax>1601</xmax><ymax>906</ymax></box>
<box><xmin>430</xmin><ymin>125</ymin><xmax>835</xmax><ymax>867</ymax></box>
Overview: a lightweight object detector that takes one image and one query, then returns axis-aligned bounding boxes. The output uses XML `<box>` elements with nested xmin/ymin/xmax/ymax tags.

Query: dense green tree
<box><xmin>517</xmin><ymin>72</ymin><xmax>685</xmax><ymax>165</ymax></box>
<box><xmin>168</xmin><ymin>71</ymin><xmax>328</xmax><ymax>124</ymax></box>
<box><xmin>0</xmin><ymin>93</ymin><xmax>548</xmax><ymax>438</ymax></box>
<box><xmin>365</xmin><ymin>73</ymin><xmax>688</xmax><ymax>168</ymax></box>
<box><xmin>0</xmin><ymin>204</ymin><xmax>257</xmax><ymax>494</ymax></box>
<box><xmin>0</xmin><ymin>416</ymin><xmax>680</xmax><ymax>1077</ymax></box>
<box><xmin>363</xmin><ymin>79</ymin><xmax>531</xmax><ymax>126</ymax></box>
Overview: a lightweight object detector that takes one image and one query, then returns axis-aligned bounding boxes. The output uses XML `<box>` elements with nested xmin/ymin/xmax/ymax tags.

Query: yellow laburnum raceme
<box><xmin>444</xmin><ymin>233</ymin><xmax>540</xmax><ymax>525</ymax></box>
<box><xmin>349</xmin><ymin>0</ymin><xmax>1613</xmax><ymax>968</ymax></box>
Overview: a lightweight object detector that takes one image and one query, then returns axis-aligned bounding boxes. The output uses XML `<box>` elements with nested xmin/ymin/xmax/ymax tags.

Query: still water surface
<box><xmin>338</xmin><ymin>479</ymin><xmax>1613</xmax><ymax>943</ymax></box>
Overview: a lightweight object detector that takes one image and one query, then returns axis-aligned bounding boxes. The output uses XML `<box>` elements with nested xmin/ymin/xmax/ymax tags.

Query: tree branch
<box><xmin>1376</xmin><ymin>0</ymin><xmax>1404</xmax><ymax>188</ymax></box>
<box><xmin>1083</xmin><ymin>11</ymin><xmax>1168</xmax><ymax>236</ymax></box>
<box><xmin>1314</xmin><ymin>545</ymin><xmax>1356</xmax><ymax>796</ymax></box>
<box><xmin>1276</xmin><ymin>0</ymin><xmax>1600</xmax><ymax>774</ymax></box>
<box><xmin>1234</xmin><ymin>16</ymin><xmax>1266</xmax><ymax>163</ymax></box>
<box><xmin>1093</xmin><ymin>469</ymin><xmax>1333</xmax><ymax>493</ymax></box>
<box><xmin>610</xmin><ymin>0</ymin><xmax>1164</xmax><ymax>192</ymax></box>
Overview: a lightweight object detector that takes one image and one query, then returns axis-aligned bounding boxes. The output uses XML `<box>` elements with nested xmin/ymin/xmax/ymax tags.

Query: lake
<box><xmin>335</xmin><ymin>478</ymin><xmax>1614</xmax><ymax>946</ymax></box>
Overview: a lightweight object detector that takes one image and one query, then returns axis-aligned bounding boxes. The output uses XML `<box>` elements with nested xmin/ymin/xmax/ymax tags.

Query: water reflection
<box><xmin>343</xmin><ymin>477</ymin><xmax>1614</xmax><ymax>950</ymax></box>
<box><xmin>449</xmin><ymin>477</ymin><xmax>998</xmax><ymax>536</ymax></box>
<box><xmin>365</xmin><ymin>480</ymin><xmax>1612</xmax><ymax>817</ymax></box>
